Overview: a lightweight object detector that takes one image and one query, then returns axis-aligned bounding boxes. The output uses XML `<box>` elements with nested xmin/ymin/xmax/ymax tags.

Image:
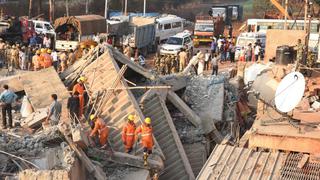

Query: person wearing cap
<box><xmin>122</xmin><ymin>114</ymin><xmax>137</xmax><ymax>153</ymax></box>
<box><xmin>135</xmin><ymin>117</ymin><xmax>154</xmax><ymax>166</ymax></box>
<box><xmin>32</xmin><ymin>50</ymin><xmax>41</xmax><ymax>71</ymax></box>
<box><xmin>89</xmin><ymin>115</ymin><xmax>109</xmax><ymax>148</ymax></box>
<box><xmin>72</xmin><ymin>77</ymin><xmax>86</xmax><ymax>117</ymax></box>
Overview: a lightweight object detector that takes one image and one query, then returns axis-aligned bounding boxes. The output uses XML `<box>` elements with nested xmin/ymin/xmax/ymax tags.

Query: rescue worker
<box><xmin>159</xmin><ymin>55</ymin><xmax>166</xmax><ymax>75</ymax></box>
<box><xmin>122</xmin><ymin>114</ymin><xmax>137</xmax><ymax>153</ymax></box>
<box><xmin>89</xmin><ymin>115</ymin><xmax>109</xmax><ymax>148</ymax></box>
<box><xmin>179</xmin><ymin>48</ymin><xmax>188</xmax><ymax>72</ymax></box>
<box><xmin>153</xmin><ymin>53</ymin><xmax>160</xmax><ymax>72</ymax></box>
<box><xmin>32</xmin><ymin>50</ymin><xmax>41</xmax><ymax>71</ymax></box>
<box><xmin>295</xmin><ymin>39</ymin><xmax>305</xmax><ymax>63</ymax></box>
<box><xmin>68</xmin><ymin>49</ymin><xmax>76</xmax><ymax>65</ymax></box>
<box><xmin>171</xmin><ymin>55</ymin><xmax>178</xmax><ymax>74</ymax></box>
<box><xmin>135</xmin><ymin>117</ymin><xmax>154</xmax><ymax>166</ymax></box>
<box><xmin>164</xmin><ymin>55</ymin><xmax>172</xmax><ymax>75</ymax></box>
<box><xmin>11</xmin><ymin>45</ymin><xmax>19</xmax><ymax>69</ymax></box>
<box><xmin>42</xmin><ymin>49</ymin><xmax>53</xmax><ymax>68</ymax></box>
<box><xmin>72</xmin><ymin>77</ymin><xmax>86</xmax><ymax>117</ymax></box>
<box><xmin>39</xmin><ymin>48</ymin><xmax>47</xmax><ymax>68</ymax></box>
<box><xmin>59</xmin><ymin>51</ymin><xmax>68</xmax><ymax>72</ymax></box>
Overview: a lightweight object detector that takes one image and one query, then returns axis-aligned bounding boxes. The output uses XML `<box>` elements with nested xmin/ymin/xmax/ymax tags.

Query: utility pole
<box><xmin>38</xmin><ymin>0</ymin><xmax>42</xmax><ymax>16</ymax></box>
<box><xmin>66</xmin><ymin>0</ymin><xmax>69</xmax><ymax>16</ymax></box>
<box><xmin>284</xmin><ymin>0</ymin><xmax>288</xmax><ymax>30</ymax></box>
<box><xmin>85</xmin><ymin>0</ymin><xmax>89</xmax><ymax>14</ymax></box>
<box><xmin>104</xmin><ymin>0</ymin><xmax>108</xmax><ymax>19</ymax></box>
<box><xmin>124</xmin><ymin>0</ymin><xmax>128</xmax><ymax>16</ymax></box>
<box><xmin>49</xmin><ymin>0</ymin><xmax>53</xmax><ymax>23</ymax></box>
<box><xmin>29</xmin><ymin>0</ymin><xmax>33</xmax><ymax>18</ymax></box>
<box><xmin>304</xmin><ymin>0</ymin><xmax>308</xmax><ymax>31</ymax></box>
<box><xmin>143</xmin><ymin>0</ymin><xmax>146</xmax><ymax>16</ymax></box>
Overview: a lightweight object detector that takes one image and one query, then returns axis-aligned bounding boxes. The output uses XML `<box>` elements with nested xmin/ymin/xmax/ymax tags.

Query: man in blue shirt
<box><xmin>0</xmin><ymin>85</ymin><xmax>17</xmax><ymax>129</ymax></box>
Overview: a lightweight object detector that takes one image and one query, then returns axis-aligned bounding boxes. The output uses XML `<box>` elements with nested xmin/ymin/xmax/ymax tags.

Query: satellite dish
<box><xmin>275</xmin><ymin>72</ymin><xmax>305</xmax><ymax>113</ymax></box>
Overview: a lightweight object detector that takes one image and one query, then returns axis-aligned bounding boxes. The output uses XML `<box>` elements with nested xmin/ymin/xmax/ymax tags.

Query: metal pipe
<box><xmin>284</xmin><ymin>0</ymin><xmax>288</xmax><ymax>30</ymax></box>
<box><xmin>124</xmin><ymin>0</ymin><xmax>128</xmax><ymax>16</ymax></box>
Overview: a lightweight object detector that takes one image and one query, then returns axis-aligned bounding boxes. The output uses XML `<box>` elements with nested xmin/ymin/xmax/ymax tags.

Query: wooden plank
<box><xmin>297</xmin><ymin>154</ymin><xmax>309</xmax><ymax>169</ymax></box>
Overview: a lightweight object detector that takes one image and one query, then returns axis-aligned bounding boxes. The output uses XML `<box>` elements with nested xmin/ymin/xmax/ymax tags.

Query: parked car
<box><xmin>156</xmin><ymin>15</ymin><xmax>185</xmax><ymax>44</ymax></box>
<box><xmin>160</xmin><ymin>31</ymin><xmax>193</xmax><ymax>55</ymax></box>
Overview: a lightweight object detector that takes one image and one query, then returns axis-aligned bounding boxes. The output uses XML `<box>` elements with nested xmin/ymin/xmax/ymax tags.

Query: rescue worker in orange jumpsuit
<box><xmin>72</xmin><ymin>77</ymin><xmax>86</xmax><ymax>117</ymax></box>
<box><xmin>135</xmin><ymin>117</ymin><xmax>154</xmax><ymax>166</ymax></box>
<box><xmin>89</xmin><ymin>115</ymin><xmax>109</xmax><ymax>148</ymax></box>
<box><xmin>42</xmin><ymin>49</ymin><xmax>53</xmax><ymax>68</ymax></box>
<box><xmin>38</xmin><ymin>48</ymin><xmax>46</xmax><ymax>68</ymax></box>
<box><xmin>122</xmin><ymin>114</ymin><xmax>136</xmax><ymax>153</ymax></box>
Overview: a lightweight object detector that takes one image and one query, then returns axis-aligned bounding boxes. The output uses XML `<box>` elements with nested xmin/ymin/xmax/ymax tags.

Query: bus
<box><xmin>246</xmin><ymin>19</ymin><xmax>320</xmax><ymax>33</ymax></box>
<box><xmin>155</xmin><ymin>15</ymin><xmax>185</xmax><ymax>43</ymax></box>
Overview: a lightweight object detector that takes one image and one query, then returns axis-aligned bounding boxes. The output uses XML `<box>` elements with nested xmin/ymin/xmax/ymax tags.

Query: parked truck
<box><xmin>54</xmin><ymin>15</ymin><xmax>106</xmax><ymax>51</ymax></box>
<box><xmin>108</xmin><ymin>16</ymin><xmax>156</xmax><ymax>56</ymax></box>
<box><xmin>193</xmin><ymin>16</ymin><xmax>214</xmax><ymax>47</ymax></box>
<box><xmin>0</xmin><ymin>16</ymin><xmax>35</xmax><ymax>44</ymax></box>
<box><xmin>211</xmin><ymin>5</ymin><xmax>243</xmax><ymax>25</ymax></box>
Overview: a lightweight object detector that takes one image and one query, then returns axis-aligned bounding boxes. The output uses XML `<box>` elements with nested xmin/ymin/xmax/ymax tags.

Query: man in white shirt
<box><xmin>204</xmin><ymin>50</ymin><xmax>211</xmax><ymax>70</ymax></box>
<box><xmin>254</xmin><ymin>43</ymin><xmax>261</xmax><ymax>62</ymax></box>
<box><xmin>51</xmin><ymin>49</ymin><xmax>58</xmax><ymax>71</ymax></box>
<box><xmin>43</xmin><ymin>35</ymin><xmax>51</xmax><ymax>48</ymax></box>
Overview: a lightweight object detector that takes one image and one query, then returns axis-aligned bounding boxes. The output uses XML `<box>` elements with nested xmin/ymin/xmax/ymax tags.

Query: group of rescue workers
<box><xmin>69</xmin><ymin>77</ymin><xmax>154</xmax><ymax>166</ymax></box>
<box><xmin>0</xmin><ymin>38</ymin><xmax>96</xmax><ymax>73</ymax></box>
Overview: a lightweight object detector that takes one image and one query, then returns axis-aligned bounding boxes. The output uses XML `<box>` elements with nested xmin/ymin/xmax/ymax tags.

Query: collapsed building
<box><xmin>0</xmin><ymin>44</ymin><xmax>243</xmax><ymax>179</ymax></box>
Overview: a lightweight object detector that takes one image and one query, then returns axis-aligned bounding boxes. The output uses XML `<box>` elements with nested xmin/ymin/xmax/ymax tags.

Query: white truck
<box><xmin>54</xmin><ymin>15</ymin><xmax>106</xmax><ymax>51</ymax></box>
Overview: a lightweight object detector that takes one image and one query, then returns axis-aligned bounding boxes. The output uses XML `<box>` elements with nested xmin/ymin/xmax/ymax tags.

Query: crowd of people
<box><xmin>0</xmin><ymin>37</ymin><xmax>96</xmax><ymax>74</ymax></box>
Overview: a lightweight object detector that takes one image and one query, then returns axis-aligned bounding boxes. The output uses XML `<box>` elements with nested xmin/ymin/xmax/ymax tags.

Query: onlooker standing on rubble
<box><xmin>204</xmin><ymin>50</ymin><xmax>211</xmax><ymax>70</ymax></box>
<box><xmin>59</xmin><ymin>51</ymin><xmax>68</xmax><ymax>72</ymax></box>
<box><xmin>135</xmin><ymin>117</ymin><xmax>154</xmax><ymax>166</ymax></box>
<box><xmin>254</xmin><ymin>42</ymin><xmax>261</xmax><ymax>62</ymax></box>
<box><xmin>67</xmin><ymin>91</ymin><xmax>80</xmax><ymax>120</ymax></box>
<box><xmin>89</xmin><ymin>115</ymin><xmax>109</xmax><ymax>149</ymax></box>
<box><xmin>45</xmin><ymin>94</ymin><xmax>62</xmax><ymax>125</ymax></box>
<box><xmin>229</xmin><ymin>42</ymin><xmax>236</xmax><ymax>63</ymax></box>
<box><xmin>68</xmin><ymin>49</ymin><xmax>76</xmax><ymax>65</ymax></box>
<box><xmin>197</xmin><ymin>52</ymin><xmax>205</xmax><ymax>76</ymax></box>
<box><xmin>211</xmin><ymin>54</ymin><xmax>219</xmax><ymax>76</ymax></box>
<box><xmin>122</xmin><ymin>115</ymin><xmax>137</xmax><ymax>153</ymax></box>
<box><xmin>295</xmin><ymin>39</ymin><xmax>305</xmax><ymax>64</ymax></box>
<box><xmin>0</xmin><ymin>85</ymin><xmax>17</xmax><ymax>129</ymax></box>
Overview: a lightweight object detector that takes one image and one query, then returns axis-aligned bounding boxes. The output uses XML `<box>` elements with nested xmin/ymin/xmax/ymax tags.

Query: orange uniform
<box><xmin>42</xmin><ymin>53</ymin><xmax>53</xmax><ymax>68</ymax></box>
<box><xmin>32</xmin><ymin>55</ymin><xmax>41</xmax><ymax>71</ymax></box>
<box><xmin>90</xmin><ymin>118</ymin><xmax>109</xmax><ymax>146</ymax></box>
<box><xmin>72</xmin><ymin>83</ymin><xmax>85</xmax><ymax>116</ymax></box>
<box><xmin>135</xmin><ymin>124</ymin><xmax>154</xmax><ymax>150</ymax></box>
<box><xmin>122</xmin><ymin>122</ymin><xmax>136</xmax><ymax>152</ymax></box>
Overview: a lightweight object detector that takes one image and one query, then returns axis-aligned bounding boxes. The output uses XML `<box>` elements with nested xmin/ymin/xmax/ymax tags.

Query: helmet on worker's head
<box><xmin>47</xmin><ymin>49</ymin><xmax>52</xmax><ymax>54</ymax></box>
<box><xmin>128</xmin><ymin>114</ymin><xmax>135</xmax><ymax>121</ymax></box>
<box><xmin>77</xmin><ymin>76</ymin><xmax>86</xmax><ymax>83</ymax></box>
<box><xmin>12</xmin><ymin>45</ymin><xmax>15</xmax><ymax>48</ymax></box>
<box><xmin>90</xmin><ymin>45</ymin><xmax>95</xmax><ymax>49</ymax></box>
<box><xmin>36</xmin><ymin>50</ymin><xmax>40</xmax><ymax>55</ymax></box>
<box><xmin>144</xmin><ymin>117</ymin><xmax>151</xmax><ymax>124</ymax></box>
<box><xmin>80</xmin><ymin>44</ymin><xmax>86</xmax><ymax>49</ymax></box>
<box><xmin>90</xmin><ymin>114</ymin><xmax>96</xmax><ymax>121</ymax></box>
<box><xmin>40</xmin><ymin>48</ymin><xmax>46</xmax><ymax>53</ymax></box>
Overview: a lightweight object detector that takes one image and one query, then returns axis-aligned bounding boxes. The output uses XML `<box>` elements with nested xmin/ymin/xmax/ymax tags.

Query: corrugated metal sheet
<box><xmin>142</xmin><ymin>94</ymin><xmax>195</xmax><ymax>180</ymax></box>
<box><xmin>197</xmin><ymin>144</ymin><xmax>287</xmax><ymax>180</ymax></box>
<box><xmin>81</xmin><ymin>50</ymin><xmax>163</xmax><ymax>156</ymax></box>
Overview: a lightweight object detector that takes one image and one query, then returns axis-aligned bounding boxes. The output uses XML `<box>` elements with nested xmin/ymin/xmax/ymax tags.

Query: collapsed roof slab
<box><xmin>0</xmin><ymin>68</ymin><xmax>70</xmax><ymax>121</ymax></box>
<box><xmin>81</xmin><ymin>49</ymin><xmax>164</xmax><ymax>158</ymax></box>
<box><xmin>142</xmin><ymin>93</ymin><xmax>195</xmax><ymax>180</ymax></box>
<box><xmin>197</xmin><ymin>144</ymin><xmax>287</xmax><ymax>180</ymax></box>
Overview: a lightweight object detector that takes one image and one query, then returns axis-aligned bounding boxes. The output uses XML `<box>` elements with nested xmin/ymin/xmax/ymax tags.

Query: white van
<box><xmin>156</xmin><ymin>15</ymin><xmax>185</xmax><ymax>44</ymax></box>
<box><xmin>32</xmin><ymin>20</ymin><xmax>56</xmax><ymax>36</ymax></box>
